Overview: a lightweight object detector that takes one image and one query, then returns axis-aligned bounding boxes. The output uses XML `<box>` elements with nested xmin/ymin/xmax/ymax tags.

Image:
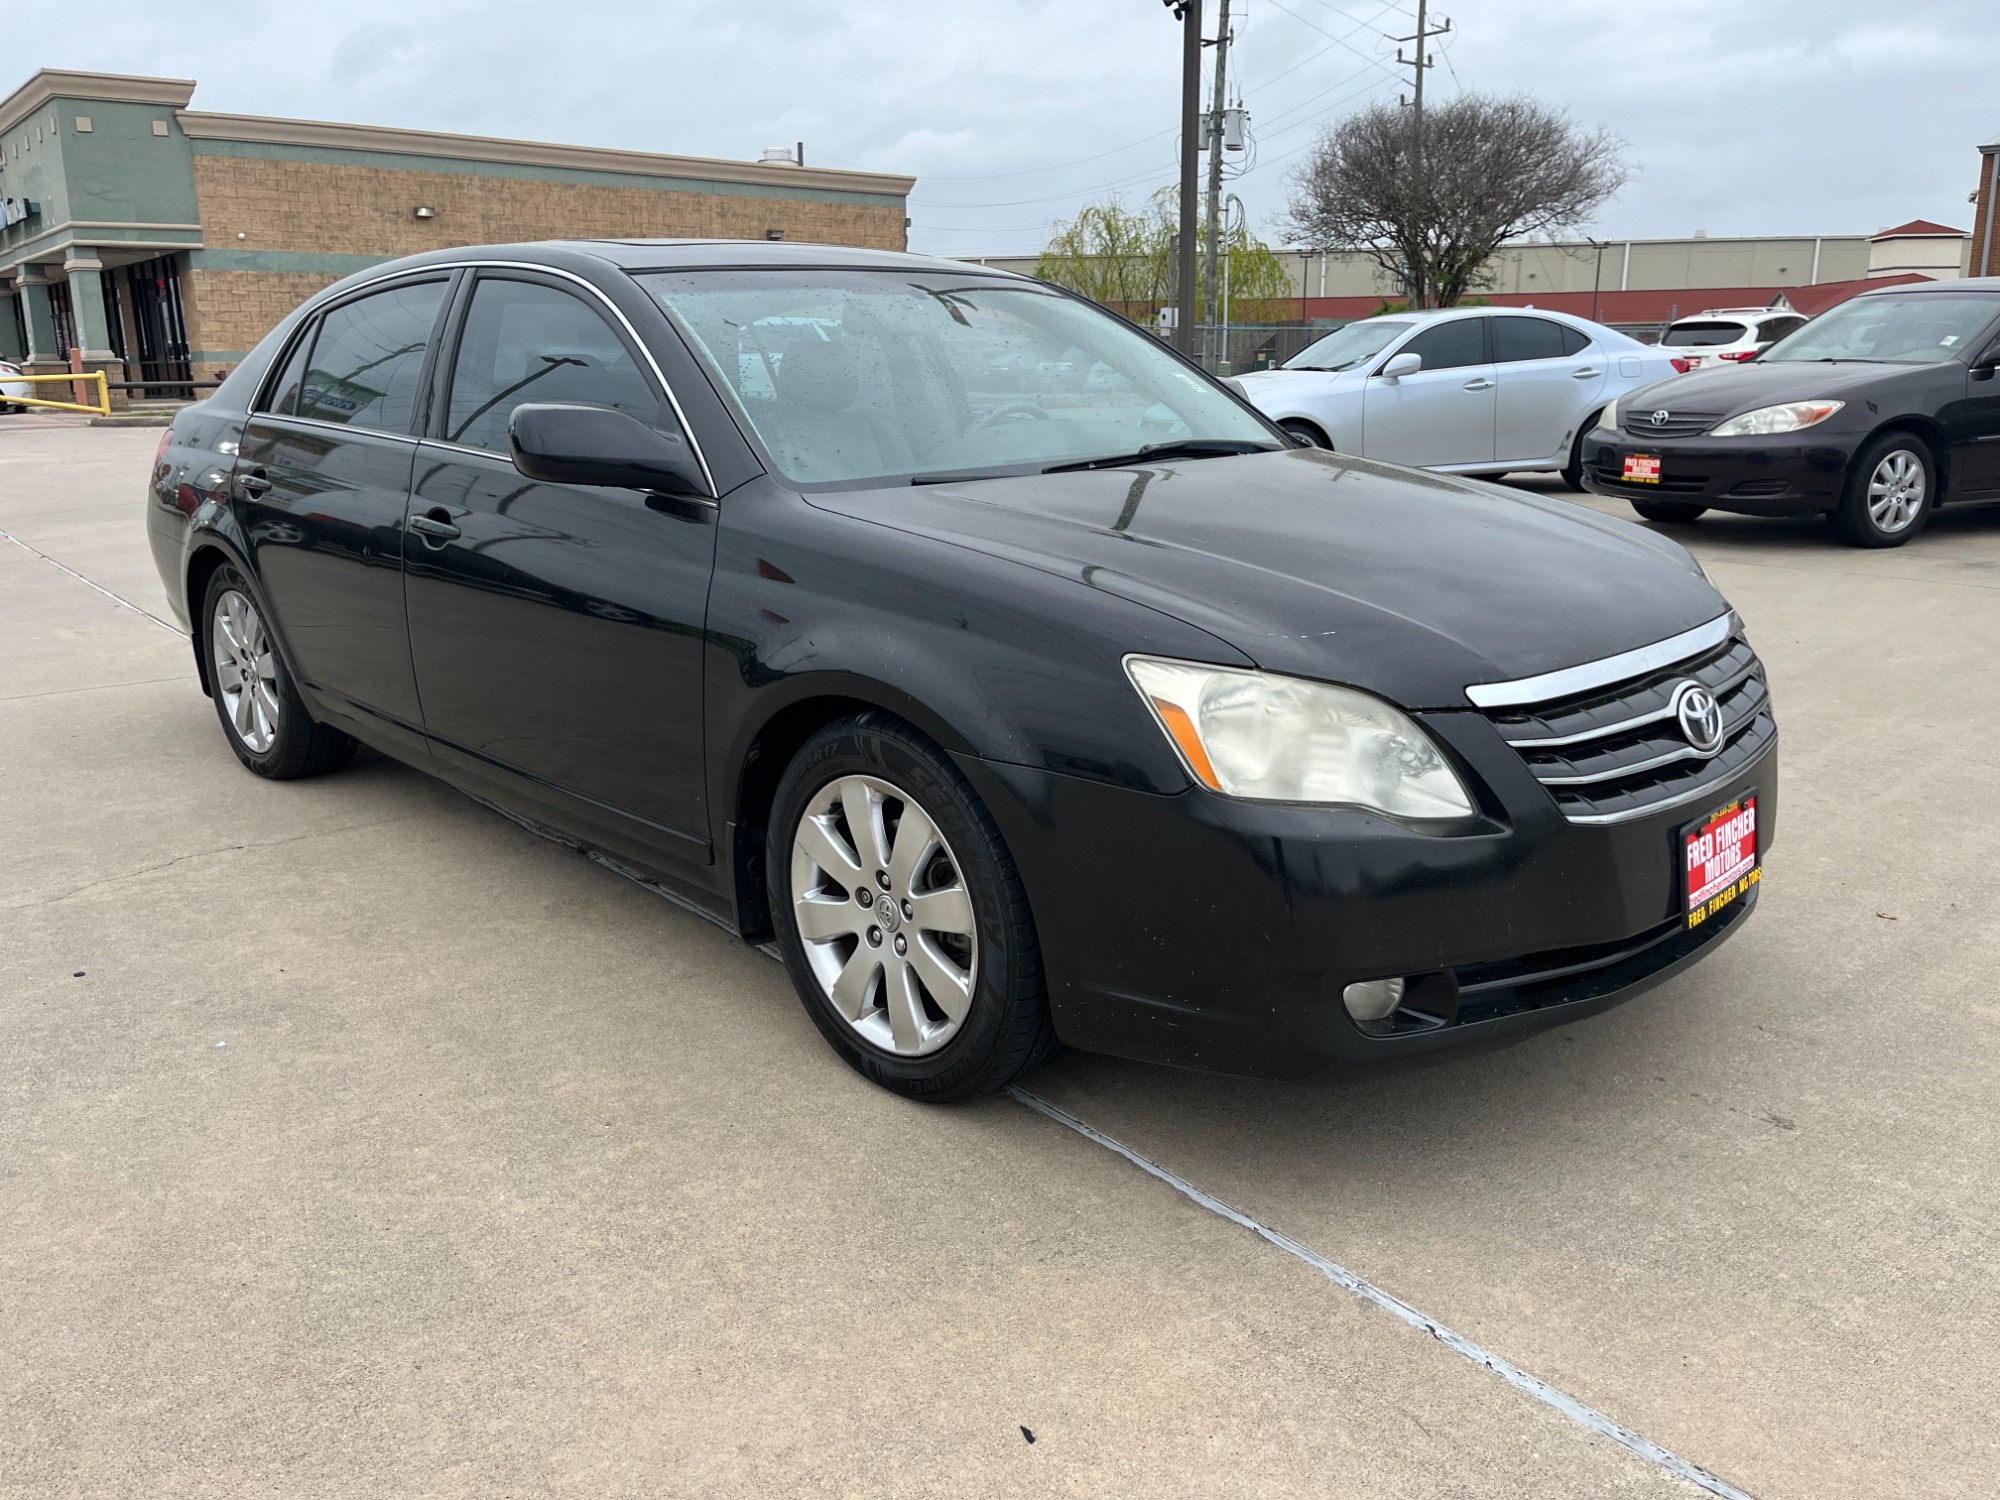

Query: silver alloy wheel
<box><xmin>790</xmin><ymin>773</ymin><xmax>978</xmax><ymax>1057</ymax></box>
<box><xmin>1866</xmin><ymin>449</ymin><xmax>1926</xmax><ymax>533</ymax></box>
<box><xmin>210</xmin><ymin>588</ymin><xmax>281</xmax><ymax>754</ymax></box>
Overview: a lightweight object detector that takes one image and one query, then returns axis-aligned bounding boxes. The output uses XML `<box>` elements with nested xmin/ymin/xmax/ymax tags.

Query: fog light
<box><xmin>1342</xmin><ymin>977</ymin><xmax>1406</xmax><ymax>1022</ymax></box>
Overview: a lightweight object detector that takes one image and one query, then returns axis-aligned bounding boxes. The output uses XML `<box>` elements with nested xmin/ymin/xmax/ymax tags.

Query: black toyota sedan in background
<box><xmin>148</xmin><ymin>240</ymin><xmax>1775</xmax><ymax>1099</ymax></box>
<box><xmin>1583</xmin><ymin>278</ymin><xmax>2000</xmax><ymax>546</ymax></box>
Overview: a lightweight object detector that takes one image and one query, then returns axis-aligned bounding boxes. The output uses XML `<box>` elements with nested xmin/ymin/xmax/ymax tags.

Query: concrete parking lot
<box><xmin>4</xmin><ymin>423</ymin><xmax>1997</xmax><ymax>1499</ymax></box>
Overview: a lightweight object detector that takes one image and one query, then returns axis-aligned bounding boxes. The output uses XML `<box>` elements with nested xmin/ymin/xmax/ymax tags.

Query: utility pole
<box><xmin>1390</xmin><ymin>0</ymin><xmax>1450</xmax><ymax>307</ymax></box>
<box><xmin>1174</xmin><ymin>0</ymin><xmax>1203</xmax><ymax>357</ymax></box>
<box><xmin>1202</xmin><ymin>0</ymin><xmax>1232</xmax><ymax>370</ymax></box>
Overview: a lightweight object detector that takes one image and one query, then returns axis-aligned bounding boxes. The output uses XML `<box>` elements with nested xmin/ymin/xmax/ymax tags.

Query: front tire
<box><xmin>1630</xmin><ymin>499</ymin><xmax>1707</xmax><ymax>524</ymax></box>
<box><xmin>1279</xmin><ymin>419</ymin><xmax>1331</xmax><ymax>450</ymax></box>
<box><xmin>768</xmin><ymin>712</ymin><xmax>1054</xmax><ymax>1100</ymax></box>
<box><xmin>1832</xmin><ymin>432</ymin><xmax>1933</xmax><ymax>548</ymax></box>
<box><xmin>201</xmin><ymin>565</ymin><xmax>355</xmax><ymax>778</ymax></box>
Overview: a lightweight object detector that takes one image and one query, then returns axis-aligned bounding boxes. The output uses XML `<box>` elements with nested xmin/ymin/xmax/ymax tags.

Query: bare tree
<box><xmin>1286</xmin><ymin>94</ymin><xmax>1627</xmax><ymax>309</ymax></box>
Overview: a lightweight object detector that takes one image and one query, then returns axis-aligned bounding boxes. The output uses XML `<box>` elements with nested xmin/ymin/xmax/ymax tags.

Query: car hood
<box><xmin>1625</xmin><ymin>358</ymin><xmax>1944</xmax><ymax>416</ymax></box>
<box><xmin>1233</xmin><ymin>367</ymin><xmax>1361</xmax><ymax>399</ymax></box>
<box><xmin>808</xmin><ymin>449</ymin><xmax>1726</xmax><ymax>709</ymax></box>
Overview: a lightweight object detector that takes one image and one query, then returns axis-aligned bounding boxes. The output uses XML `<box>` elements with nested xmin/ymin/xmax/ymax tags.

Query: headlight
<box><xmin>1601</xmin><ymin>396</ymin><xmax>1619</xmax><ymax>431</ymax></box>
<box><xmin>1709</xmin><ymin>400</ymin><xmax>1843</xmax><ymax>437</ymax></box>
<box><xmin>1125</xmin><ymin>657</ymin><xmax>1476</xmax><ymax>818</ymax></box>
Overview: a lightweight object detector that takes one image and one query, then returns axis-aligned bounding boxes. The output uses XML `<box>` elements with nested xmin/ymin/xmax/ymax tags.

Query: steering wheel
<box><xmin>969</xmin><ymin>400</ymin><xmax>1053</xmax><ymax>432</ymax></box>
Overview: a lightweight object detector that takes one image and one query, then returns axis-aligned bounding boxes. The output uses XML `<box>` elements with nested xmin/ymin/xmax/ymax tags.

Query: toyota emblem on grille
<box><xmin>1671</xmin><ymin>681</ymin><xmax>1724</xmax><ymax>753</ymax></box>
<box><xmin>1650</xmin><ymin>409</ymin><xmax>1670</xmax><ymax>426</ymax></box>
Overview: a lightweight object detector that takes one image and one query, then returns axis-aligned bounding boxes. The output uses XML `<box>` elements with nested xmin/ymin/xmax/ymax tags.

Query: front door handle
<box><xmin>1571</xmin><ymin>367</ymin><xmax>1603</xmax><ymax>380</ymax></box>
<box><xmin>408</xmin><ymin>509</ymin><xmax>461</xmax><ymax>544</ymax></box>
<box><xmin>237</xmin><ymin>468</ymin><xmax>271</xmax><ymax>497</ymax></box>
<box><xmin>1462</xmin><ymin>378</ymin><xmax>1494</xmax><ymax>391</ymax></box>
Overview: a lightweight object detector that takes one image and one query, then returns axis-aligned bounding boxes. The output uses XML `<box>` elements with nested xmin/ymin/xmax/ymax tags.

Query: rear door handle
<box><xmin>1462</xmin><ymin>378</ymin><xmax>1494</xmax><ymax>391</ymax></box>
<box><xmin>1571</xmin><ymin>368</ymin><xmax>1603</xmax><ymax>379</ymax></box>
<box><xmin>236</xmin><ymin>468</ymin><xmax>271</xmax><ymax>497</ymax></box>
<box><xmin>408</xmin><ymin>509</ymin><xmax>461</xmax><ymax>543</ymax></box>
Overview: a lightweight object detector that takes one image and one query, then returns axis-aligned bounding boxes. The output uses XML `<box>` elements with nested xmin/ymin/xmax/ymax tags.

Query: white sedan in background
<box><xmin>1</xmin><ymin>360</ymin><xmax>31</xmax><ymax>412</ymax></box>
<box><xmin>1234</xmin><ymin>307</ymin><xmax>1687</xmax><ymax>489</ymax></box>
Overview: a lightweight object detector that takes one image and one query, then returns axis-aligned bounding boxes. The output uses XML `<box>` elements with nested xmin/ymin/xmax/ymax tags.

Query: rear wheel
<box><xmin>201</xmin><ymin>565</ymin><xmax>355</xmax><ymax>778</ymax></box>
<box><xmin>1630</xmin><ymin>499</ymin><xmax>1707</xmax><ymax>524</ymax></box>
<box><xmin>768</xmin><ymin>712</ymin><xmax>1054</xmax><ymax>1100</ymax></box>
<box><xmin>1832</xmin><ymin>432</ymin><xmax>1932</xmax><ymax>548</ymax></box>
<box><xmin>1279</xmin><ymin>418</ymin><xmax>1331</xmax><ymax>450</ymax></box>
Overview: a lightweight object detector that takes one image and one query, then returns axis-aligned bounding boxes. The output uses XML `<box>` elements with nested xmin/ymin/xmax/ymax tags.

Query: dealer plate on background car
<box><xmin>1684</xmin><ymin>792</ymin><xmax>1759</xmax><ymax>931</ymax></box>
<box><xmin>1623</xmin><ymin>453</ymin><xmax>1662</xmax><ymax>484</ymax></box>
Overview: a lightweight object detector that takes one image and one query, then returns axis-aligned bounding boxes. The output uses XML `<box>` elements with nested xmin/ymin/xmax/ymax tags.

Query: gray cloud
<box><xmin>11</xmin><ymin>0</ymin><xmax>1996</xmax><ymax>255</ymax></box>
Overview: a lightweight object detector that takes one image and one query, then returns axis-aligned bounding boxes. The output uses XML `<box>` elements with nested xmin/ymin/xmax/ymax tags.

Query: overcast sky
<box><xmin>12</xmin><ymin>0</ymin><xmax>1999</xmax><ymax>257</ymax></box>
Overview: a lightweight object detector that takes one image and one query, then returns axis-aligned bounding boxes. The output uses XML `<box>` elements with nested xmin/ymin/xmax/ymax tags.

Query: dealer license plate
<box><xmin>1684</xmin><ymin>792</ymin><xmax>1759</xmax><ymax>931</ymax></box>
<box><xmin>1623</xmin><ymin>453</ymin><xmax>1662</xmax><ymax>484</ymax></box>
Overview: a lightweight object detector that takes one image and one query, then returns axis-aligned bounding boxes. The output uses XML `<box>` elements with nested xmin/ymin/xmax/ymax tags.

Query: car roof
<box><xmin>1857</xmin><ymin>275</ymin><xmax>2000</xmax><ymax>297</ymax></box>
<box><xmin>348</xmin><ymin>238</ymin><xmax>1031</xmax><ymax>280</ymax></box>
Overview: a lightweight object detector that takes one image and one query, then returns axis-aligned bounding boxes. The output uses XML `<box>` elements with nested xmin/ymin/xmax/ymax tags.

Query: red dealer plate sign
<box><xmin>1684</xmin><ymin>792</ymin><xmax>1760</xmax><ymax>931</ymax></box>
<box><xmin>1623</xmin><ymin>453</ymin><xmax>1662</xmax><ymax>484</ymax></box>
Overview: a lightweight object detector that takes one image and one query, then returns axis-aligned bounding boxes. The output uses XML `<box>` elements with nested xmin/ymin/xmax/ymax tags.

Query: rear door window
<box><xmin>1491</xmin><ymin>317</ymin><xmax>1571</xmax><ymax>364</ymax></box>
<box><xmin>443</xmin><ymin>277</ymin><xmax>663</xmax><ymax>453</ymax></box>
<box><xmin>1395</xmin><ymin>318</ymin><xmax>1486</xmax><ymax>372</ymax></box>
<box><xmin>297</xmin><ymin>281</ymin><xmax>448</xmax><ymax>432</ymax></box>
<box><xmin>261</xmin><ymin>323</ymin><xmax>317</xmax><ymax>416</ymax></box>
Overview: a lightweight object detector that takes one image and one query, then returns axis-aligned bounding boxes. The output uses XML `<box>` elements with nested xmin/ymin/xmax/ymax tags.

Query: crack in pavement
<box><xmin>0</xmin><ymin>676</ymin><xmax>188</xmax><ymax>705</ymax></box>
<box><xmin>6</xmin><ymin>824</ymin><xmax>389</xmax><ymax>911</ymax></box>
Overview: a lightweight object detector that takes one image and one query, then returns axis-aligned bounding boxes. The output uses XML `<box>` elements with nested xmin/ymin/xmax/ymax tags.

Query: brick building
<box><xmin>0</xmin><ymin>69</ymin><xmax>913</xmax><ymax>399</ymax></box>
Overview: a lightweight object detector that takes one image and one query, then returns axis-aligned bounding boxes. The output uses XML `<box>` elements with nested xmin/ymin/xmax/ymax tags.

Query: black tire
<box><xmin>1630</xmin><ymin>499</ymin><xmax>1707</xmax><ymax>524</ymax></box>
<box><xmin>1559</xmin><ymin>416</ymin><xmax>1595</xmax><ymax>491</ymax></box>
<box><xmin>1831</xmin><ymin>430</ymin><xmax>1933</xmax><ymax>548</ymax></box>
<box><xmin>200</xmin><ymin>565</ymin><xmax>355</xmax><ymax>779</ymax></box>
<box><xmin>767</xmin><ymin>711</ymin><xmax>1055</xmax><ymax>1100</ymax></box>
<box><xmin>1279</xmin><ymin>418</ymin><xmax>1331</xmax><ymax>450</ymax></box>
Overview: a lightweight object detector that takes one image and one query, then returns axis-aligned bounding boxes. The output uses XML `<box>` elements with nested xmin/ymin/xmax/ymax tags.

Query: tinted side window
<box><xmin>297</xmin><ymin>281</ymin><xmax>446</xmax><ymax>432</ymax></box>
<box><xmin>1396</xmin><ymin>318</ymin><xmax>1485</xmax><ymax>372</ymax></box>
<box><xmin>1491</xmin><ymin>317</ymin><xmax>1570</xmax><ymax>364</ymax></box>
<box><xmin>444</xmin><ymin>278</ymin><xmax>662</xmax><ymax>453</ymax></box>
<box><xmin>1558</xmin><ymin>324</ymin><xmax>1592</xmax><ymax>356</ymax></box>
<box><xmin>261</xmin><ymin>323</ymin><xmax>316</xmax><ymax>416</ymax></box>
<box><xmin>1759</xmin><ymin>317</ymin><xmax>1804</xmax><ymax>343</ymax></box>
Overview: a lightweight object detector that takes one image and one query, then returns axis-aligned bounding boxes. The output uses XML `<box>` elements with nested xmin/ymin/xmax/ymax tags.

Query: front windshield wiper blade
<box><xmin>1041</xmin><ymin>440</ymin><xmax>1280</xmax><ymax>474</ymax></box>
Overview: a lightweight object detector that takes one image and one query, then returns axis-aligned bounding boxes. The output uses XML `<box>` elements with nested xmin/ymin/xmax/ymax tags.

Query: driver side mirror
<box><xmin>1972</xmin><ymin>343</ymin><xmax>2000</xmax><ymax>375</ymax></box>
<box><xmin>1377</xmin><ymin>351</ymin><xmax>1423</xmax><ymax>381</ymax></box>
<box><xmin>508</xmin><ymin>403</ymin><xmax>711</xmax><ymax>497</ymax></box>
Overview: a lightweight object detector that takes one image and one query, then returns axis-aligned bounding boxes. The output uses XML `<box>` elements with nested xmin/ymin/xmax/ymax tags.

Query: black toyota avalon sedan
<box><xmin>148</xmin><ymin>240</ymin><xmax>1775</xmax><ymax>1098</ymax></box>
<box><xmin>1583</xmin><ymin>278</ymin><xmax>2000</xmax><ymax>546</ymax></box>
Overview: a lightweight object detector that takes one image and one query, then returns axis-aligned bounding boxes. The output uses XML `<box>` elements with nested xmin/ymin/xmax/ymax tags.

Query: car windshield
<box><xmin>1662</xmin><ymin>321</ymin><xmax>1752</xmax><ymax>347</ymax></box>
<box><xmin>637</xmin><ymin>269</ymin><xmax>1278</xmax><ymax>485</ymax></box>
<box><xmin>1763</xmin><ymin>292</ymin><xmax>2000</xmax><ymax>364</ymax></box>
<box><xmin>1282</xmin><ymin>319</ymin><xmax>1412</xmax><ymax>371</ymax></box>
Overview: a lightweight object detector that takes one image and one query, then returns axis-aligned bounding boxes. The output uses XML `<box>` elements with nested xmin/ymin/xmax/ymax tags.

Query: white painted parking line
<box><xmin>0</xmin><ymin>525</ymin><xmax>188</xmax><ymax>637</ymax></box>
<box><xmin>1007</xmin><ymin>1086</ymin><xmax>1759</xmax><ymax>1500</ymax></box>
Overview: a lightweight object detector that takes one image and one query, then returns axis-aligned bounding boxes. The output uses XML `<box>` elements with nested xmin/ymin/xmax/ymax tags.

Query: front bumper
<box><xmin>956</xmin><ymin>717</ymin><xmax>1776</xmax><ymax>1081</ymax></box>
<box><xmin>1580</xmin><ymin>423</ymin><xmax>1859</xmax><ymax>515</ymax></box>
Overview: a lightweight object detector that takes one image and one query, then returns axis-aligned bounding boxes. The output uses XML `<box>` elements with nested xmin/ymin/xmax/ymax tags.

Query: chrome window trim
<box><xmin>1502</xmin><ymin>659</ymin><xmax>1759</xmax><ymax>749</ymax></box>
<box><xmin>1465</xmin><ymin>613</ymin><xmax>1735</xmax><ymax>710</ymax></box>
<box><xmin>275</xmin><ymin>258</ymin><xmax>718</xmax><ymax>495</ymax></box>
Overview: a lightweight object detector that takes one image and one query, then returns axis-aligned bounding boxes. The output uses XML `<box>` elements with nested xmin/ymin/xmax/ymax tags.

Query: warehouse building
<box><xmin>0</xmin><ymin>69</ymin><xmax>913</xmax><ymax>400</ymax></box>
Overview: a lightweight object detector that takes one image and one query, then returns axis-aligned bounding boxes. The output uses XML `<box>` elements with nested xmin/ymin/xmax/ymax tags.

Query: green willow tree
<box><xmin>1037</xmin><ymin>190</ymin><xmax>1296</xmax><ymax>325</ymax></box>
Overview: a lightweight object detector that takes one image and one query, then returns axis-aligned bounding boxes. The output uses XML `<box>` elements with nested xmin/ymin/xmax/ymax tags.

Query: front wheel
<box><xmin>1279</xmin><ymin>419</ymin><xmax>1331</xmax><ymax>450</ymax></box>
<box><xmin>1832</xmin><ymin>432</ymin><xmax>1933</xmax><ymax>548</ymax></box>
<box><xmin>1630</xmin><ymin>499</ymin><xmax>1707</xmax><ymax>524</ymax></box>
<box><xmin>768</xmin><ymin>713</ymin><xmax>1054</xmax><ymax>1100</ymax></box>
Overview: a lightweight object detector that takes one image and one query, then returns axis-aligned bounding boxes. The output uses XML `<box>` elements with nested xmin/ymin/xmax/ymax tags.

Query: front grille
<box><xmin>1589</xmin><ymin>465</ymin><xmax>1710</xmax><ymax>495</ymax></box>
<box><xmin>1619</xmin><ymin>410</ymin><xmax>1720</xmax><ymax>438</ymax></box>
<box><xmin>1482</xmin><ymin>632</ymin><xmax>1775</xmax><ymax>825</ymax></box>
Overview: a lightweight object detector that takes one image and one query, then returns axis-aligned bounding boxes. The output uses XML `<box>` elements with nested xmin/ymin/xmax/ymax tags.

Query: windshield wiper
<box><xmin>1041</xmin><ymin>440</ymin><xmax>1280</xmax><ymax>474</ymax></box>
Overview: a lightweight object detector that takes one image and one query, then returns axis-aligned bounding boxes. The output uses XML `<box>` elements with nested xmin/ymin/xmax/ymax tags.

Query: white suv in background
<box><xmin>1660</xmin><ymin>307</ymin><xmax>1810</xmax><ymax>369</ymax></box>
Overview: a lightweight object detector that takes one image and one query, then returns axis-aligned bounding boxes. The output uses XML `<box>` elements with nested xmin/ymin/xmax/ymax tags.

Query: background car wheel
<box><xmin>768</xmin><ymin>711</ymin><xmax>1055</xmax><ymax>1100</ymax></box>
<box><xmin>1278</xmin><ymin>419</ymin><xmax>1331</xmax><ymax>450</ymax></box>
<box><xmin>201</xmin><ymin>565</ymin><xmax>356</xmax><ymax>779</ymax></box>
<box><xmin>1630</xmin><ymin>500</ymin><xmax>1707</xmax><ymax>524</ymax></box>
<box><xmin>1559</xmin><ymin>417</ymin><xmax>1595</xmax><ymax>491</ymax></box>
<box><xmin>1832</xmin><ymin>432</ymin><xmax>1933</xmax><ymax>548</ymax></box>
